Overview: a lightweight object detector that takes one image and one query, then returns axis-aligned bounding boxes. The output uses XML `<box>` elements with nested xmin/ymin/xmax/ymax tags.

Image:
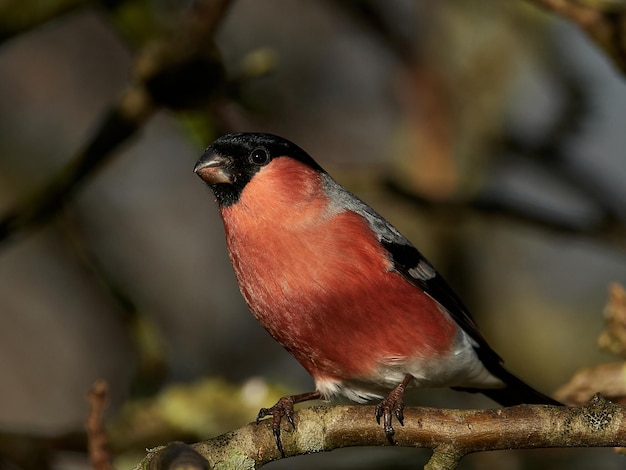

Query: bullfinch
<box><xmin>194</xmin><ymin>132</ymin><xmax>561</xmax><ymax>454</ymax></box>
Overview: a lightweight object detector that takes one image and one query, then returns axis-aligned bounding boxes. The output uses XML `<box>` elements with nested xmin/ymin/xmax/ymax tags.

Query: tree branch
<box><xmin>133</xmin><ymin>395</ymin><xmax>626</xmax><ymax>470</ymax></box>
<box><xmin>86</xmin><ymin>380</ymin><xmax>114</xmax><ymax>470</ymax></box>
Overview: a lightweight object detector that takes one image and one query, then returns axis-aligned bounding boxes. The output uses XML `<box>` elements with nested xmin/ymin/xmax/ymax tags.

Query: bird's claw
<box><xmin>256</xmin><ymin>396</ymin><xmax>296</xmax><ymax>457</ymax></box>
<box><xmin>375</xmin><ymin>384</ymin><xmax>407</xmax><ymax>444</ymax></box>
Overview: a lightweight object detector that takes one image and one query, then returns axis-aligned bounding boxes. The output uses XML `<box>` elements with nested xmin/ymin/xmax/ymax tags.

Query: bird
<box><xmin>194</xmin><ymin>132</ymin><xmax>561</xmax><ymax>455</ymax></box>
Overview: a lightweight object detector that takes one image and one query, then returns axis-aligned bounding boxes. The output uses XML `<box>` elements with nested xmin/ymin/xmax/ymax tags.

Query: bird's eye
<box><xmin>249</xmin><ymin>148</ymin><xmax>270</xmax><ymax>166</ymax></box>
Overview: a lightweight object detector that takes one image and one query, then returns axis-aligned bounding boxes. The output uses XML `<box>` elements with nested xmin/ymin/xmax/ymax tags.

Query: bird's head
<box><xmin>194</xmin><ymin>133</ymin><xmax>324</xmax><ymax>207</ymax></box>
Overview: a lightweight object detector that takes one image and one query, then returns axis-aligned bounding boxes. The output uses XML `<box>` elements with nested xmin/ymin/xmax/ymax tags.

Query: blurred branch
<box><xmin>0</xmin><ymin>94</ymin><xmax>150</xmax><ymax>247</ymax></box>
<box><xmin>135</xmin><ymin>396</ymin><xmax>626</xmax><ymax>470</ymax></box>
<box><xmin>86</xmin><ymin>380</ymin><xmax>114</xmax><ymax>470</ymax></box>
<box><xmin>555</xmin><ymin>362</ymin><xmax>626</xmax><ymax>405</ymax></box>
<box><xmin>0</xmin><ymin>0</ymin><xmax>232</xmax><ymax>248</ymax></box>
<box><xmin>384</xmin><ymin>178</ymin><xmax>626</xmax><ymax>250</ymax></box>
<box><xmin>599</xmin><ymin>283</ymin><xmax>626</xmax><ymax>357</ymax></box>
<box><xmin>525</xmin><ymin>0</ymin><xmax>626</xmax><ymax>75</ymax></box>
<box><xmin>556</xmin><ymin>283</ymin><xmax>626</xmax><ymax>404</ymax></box>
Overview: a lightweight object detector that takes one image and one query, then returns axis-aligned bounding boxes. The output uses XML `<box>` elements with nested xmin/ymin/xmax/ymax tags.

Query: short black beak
<box><xmin>194</xmin><ymin>150</ymin><xmax>232</xmax><ymax>184</ymax></box>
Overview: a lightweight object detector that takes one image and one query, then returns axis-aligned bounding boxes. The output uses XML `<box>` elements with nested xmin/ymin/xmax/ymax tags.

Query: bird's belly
<box><xmin>228</xmin><ymin>233</ymin><xmax>463</xmax><ymax>392</ymax></box>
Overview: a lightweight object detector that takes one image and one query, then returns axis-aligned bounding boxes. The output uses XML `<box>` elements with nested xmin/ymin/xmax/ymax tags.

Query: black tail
<box><xmin>455</xmin><ymin>367</ymin><xmax>562</xmax><ymax>407</ymax></box>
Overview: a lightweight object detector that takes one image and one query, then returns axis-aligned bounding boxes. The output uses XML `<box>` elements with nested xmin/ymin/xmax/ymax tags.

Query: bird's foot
<box><xmin>375</xmin><ymin>374</ymin><xmax>413</xmax><ymax>444</ymax></box>
<box><xmin>257</xmin><ymin>396</ymin><xmax>295</xmax><ymax>457</ymax></box>
<box><xmin>256</xmin><ymin>391</ymin><xmax>321</xmax><ymax>457</ymax></box>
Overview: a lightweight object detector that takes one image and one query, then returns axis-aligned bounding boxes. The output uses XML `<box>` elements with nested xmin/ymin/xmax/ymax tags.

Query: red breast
<box><xmin>219</xmin><ymin>157</ymin><xmax>458</xmax><ymax>383</ymax></box>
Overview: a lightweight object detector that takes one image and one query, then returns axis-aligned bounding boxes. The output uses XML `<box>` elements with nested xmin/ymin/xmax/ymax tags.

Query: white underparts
<box><xmin>314</xmin><ymin>327</ymin><xmax>504</xmax><ymax>402</ymax></box>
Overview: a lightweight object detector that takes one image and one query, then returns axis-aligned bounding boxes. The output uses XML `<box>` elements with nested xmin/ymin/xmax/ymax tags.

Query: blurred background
<box><xmin>0</xmin><ymin>0</ymin><xmax>625</xmax><ymax>468</ymax></box>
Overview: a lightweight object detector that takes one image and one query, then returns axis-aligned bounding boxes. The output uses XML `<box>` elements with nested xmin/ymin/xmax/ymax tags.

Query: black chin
<box><xmin>209</xmin><ymin>182</ymin><xmax>242</xmax><ymax>207</ymax></box>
